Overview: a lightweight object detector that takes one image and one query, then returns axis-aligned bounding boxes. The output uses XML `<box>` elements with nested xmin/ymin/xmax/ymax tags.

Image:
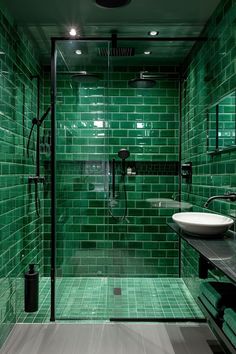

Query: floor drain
<box><xmin>114</xmin><ymin>288</ymin><xmax>122</xmax><ymax>295</ymax></box>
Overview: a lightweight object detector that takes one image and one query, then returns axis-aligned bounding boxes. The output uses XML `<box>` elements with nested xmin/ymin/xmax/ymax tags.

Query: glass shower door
<box><xmin>52</xmin><ymin>39</ymin><xmax>204</xmax><ymax>322</ymax></box>
<box><xmin>54</xmin><ymin>40</ymin><xmax>110</xmax><ymax>320</ymax></box>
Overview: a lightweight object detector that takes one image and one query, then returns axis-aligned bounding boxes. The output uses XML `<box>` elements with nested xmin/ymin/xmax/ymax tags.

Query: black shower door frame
<box><xmin>49</xmin><ymin>35</ymin><xmax>205</xmax><ymax>322</ymax></box>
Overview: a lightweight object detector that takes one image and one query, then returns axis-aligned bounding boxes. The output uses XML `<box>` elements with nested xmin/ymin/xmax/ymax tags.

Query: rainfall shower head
<box><xmin>128</xmin><ymin>77</ymin><xmax>156</xmax><ymax>88</ymax></box>
<box><xmin>128</xmin><ymin>71</ymin><xmax>180</xmax><ymax>88</ymax></box>
<box><xmin>98</xmin><ymin>33</ymin><xmax>135</xmax><ymax>57</ymax></box>
<box><xmin>71</xmin><ymin>71</ymin><xmax>102</xmax><ymax>83</ymax></box>
<box><xmin>98</xmin><ymin>47</ymin><xmax>135</xmax><ymax>57</ymax></box>
<box><xmin>128</xmin><ymin>71</ymin><xmax>156</xmax><ymax>88</ymax></box>
<box><xmin>118</xmin><ymin>148</ymin><xmax>130</xmax><ymax>160</ymax></box>
<box><xmin>95</xmin><ymin>0</ymin><xmax>131</xmax><ymax>8</ymax></box>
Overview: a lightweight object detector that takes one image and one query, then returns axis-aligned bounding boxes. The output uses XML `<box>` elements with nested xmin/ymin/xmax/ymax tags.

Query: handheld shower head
<box><xmin>118</xmin><ymin>149</ymin><xmax>130</xmax><ymax>175</ymax></box>
<box><xmin>118</xmin><ymin>148</ymin><xmax>130</xmax><ymax>160</ymax></box>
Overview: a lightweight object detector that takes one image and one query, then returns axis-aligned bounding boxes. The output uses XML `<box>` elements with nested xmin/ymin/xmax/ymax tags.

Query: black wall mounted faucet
<box><xmin>204</xmin><ymin>192</ymin><xmax>236</xmax><ymax>208</ymax></box>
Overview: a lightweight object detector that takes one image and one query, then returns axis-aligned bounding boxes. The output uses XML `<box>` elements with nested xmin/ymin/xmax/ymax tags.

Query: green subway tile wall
<box><xmin>43</xmin><ymin>66</ymin><xmax>180</xmax><ymax>277</ymax></box>
<box><xmin>0</xmin><ymin>3</ymin><xmax>43</xmax><ymax>347</ymax></box>
<box><xmin>182</xmin><ymin>0</ymin><xmax>236</xmax><ymax>215</ymax></box>
<box><xmin>181</xmin><ymin>0</ymin><xmax>236</xmax><ymax>293</ymax></box>
<box><xmin>1</xmin><ymin>0</ymin><xmax>236</xmax><ymax>339</ymax></box>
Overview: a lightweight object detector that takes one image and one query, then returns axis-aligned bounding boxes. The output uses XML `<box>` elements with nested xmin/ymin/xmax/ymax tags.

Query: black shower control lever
<box><xmin>181</xmin><ymin>162</ymin><xmax>192</xmax><ymax>183</ymax></box>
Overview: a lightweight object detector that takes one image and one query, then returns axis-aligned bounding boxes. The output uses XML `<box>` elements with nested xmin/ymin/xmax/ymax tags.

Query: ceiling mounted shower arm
<box><xmin>111</xmin><ymin>33</ymin><xmax>117</xmax><ymax>48</ymax></box>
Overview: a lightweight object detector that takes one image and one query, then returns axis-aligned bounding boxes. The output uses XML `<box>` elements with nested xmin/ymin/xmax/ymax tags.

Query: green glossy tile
<box><xmin>17</xmin><ymin>277</ymin><xmax>203</xmax><ymax>323</ymax></box>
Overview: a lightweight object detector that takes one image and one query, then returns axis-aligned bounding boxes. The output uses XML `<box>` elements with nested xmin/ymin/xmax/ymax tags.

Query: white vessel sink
<box><xmin>146</xmin><ymin>198</ymin><xmax>192</xmax><ymax>209</ymax></box>
<box><xmin>172</xmin><ymin>212</ymin><xmax>234</xmax><ymax>237</ymax></box>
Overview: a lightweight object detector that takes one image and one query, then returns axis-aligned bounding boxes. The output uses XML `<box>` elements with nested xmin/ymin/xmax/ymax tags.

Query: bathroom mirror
<box><xmin>207</xmin><ymin>90</ymin><xmax>236</xmax><ymax>154</ymax></box>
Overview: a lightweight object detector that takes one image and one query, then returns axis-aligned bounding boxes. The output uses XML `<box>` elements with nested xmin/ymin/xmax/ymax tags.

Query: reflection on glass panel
<box><xmin>207</xmin><ymin>90</ymin><xmax>236</xmax><ymax>153</ymax></box>
<box><xmin>207</xmin><ymin>105</ymin><xmax>216</xmax><ymax>152</ymax></box>
<box><xmin>218</xmin><ymin>92</ymin><xmax>236</xmax><ymax>148</ymax></box>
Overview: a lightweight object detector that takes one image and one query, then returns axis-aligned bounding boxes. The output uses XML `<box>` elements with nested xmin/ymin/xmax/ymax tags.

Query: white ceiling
<box><xmin>1</xmin><ymin>0</ymin><xmax>221</xmax><ymax>65</ymax></box>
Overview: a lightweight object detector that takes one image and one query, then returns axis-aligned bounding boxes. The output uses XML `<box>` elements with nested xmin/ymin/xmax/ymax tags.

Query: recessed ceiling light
<box><xmin>0</xmin><ymin>51</ymin><xmax>5</xmax><ymax>55</ymax></box>
<box><xmin>144</xmin><ymin>51</ymin><xmax>151</xmax><ymax>55</ymax></box>
<box><xmin>148</xmin><ymin>31</ymin><xmax>158</xmax><ymax>36</ymax></box>
<box><xmin>95</xmin><ymin>0</ymin><xmax>131</xmax><ymax>8</ymax></box>
<box><xmin>75</xmin><ymin>49</ymin><xmax>82</xmax><ymax>55</ymax></box>
<box><xmin>69</xmin><ymin>28</ymin><xmax>77</xmax><ymax>36</ymax></box>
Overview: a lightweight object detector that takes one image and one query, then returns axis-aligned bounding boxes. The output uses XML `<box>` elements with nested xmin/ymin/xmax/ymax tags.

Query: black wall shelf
<box><xmin>168</xmin><ymin>222</ymin><xmax>236</xmax><ymax>283</ymax></box>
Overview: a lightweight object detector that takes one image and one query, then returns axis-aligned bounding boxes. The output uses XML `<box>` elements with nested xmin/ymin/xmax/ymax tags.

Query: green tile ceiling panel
<box><xmin>0</xmin><ymin>0</ymin><xmax>221</xmax><ymax>64</ymax></box>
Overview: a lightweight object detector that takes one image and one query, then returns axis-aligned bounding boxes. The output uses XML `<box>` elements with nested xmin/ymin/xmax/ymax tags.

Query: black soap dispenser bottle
<box><xmin>24</xmin><ymin>264</ymin><xmax>39</xmax><ymax>312</ymax></box>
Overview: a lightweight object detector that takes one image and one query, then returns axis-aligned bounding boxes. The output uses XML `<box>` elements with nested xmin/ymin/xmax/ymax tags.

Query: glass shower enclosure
<box><xmin>52</xmin><ymin>39</ymin><xmax>110</xmax><ymax>320</ymax></box>
<box><xmin>50</xmin><ymin>38</ymin><xmax>203</xmax><ymax>321</ymax></box>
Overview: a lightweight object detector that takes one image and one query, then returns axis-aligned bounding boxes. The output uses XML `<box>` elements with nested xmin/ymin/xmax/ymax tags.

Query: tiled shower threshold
<box><xmin>17</xmin><ymin>277</ymin><xmax>204</xmax><ymax>323</ymax></box>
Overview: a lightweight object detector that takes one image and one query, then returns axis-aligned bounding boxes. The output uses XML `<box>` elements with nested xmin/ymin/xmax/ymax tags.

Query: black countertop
<box><xmin>168</xmin><ymin>223</ymin><xmax>236</xmax><ymax>283</ymax></box>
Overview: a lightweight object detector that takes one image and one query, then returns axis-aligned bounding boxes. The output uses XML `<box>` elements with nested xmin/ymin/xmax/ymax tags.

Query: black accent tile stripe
<box><xmin>45</xmin><ymin>160</ymin><xmax>179</xmax><ymax>176</ymax></box>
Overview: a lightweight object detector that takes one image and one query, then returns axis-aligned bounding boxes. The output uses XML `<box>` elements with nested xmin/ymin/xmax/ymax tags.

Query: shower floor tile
<box><xmin>17</xmin><ymin>277</ymin><xmax>204</xmax><ymax>323</ymax></box>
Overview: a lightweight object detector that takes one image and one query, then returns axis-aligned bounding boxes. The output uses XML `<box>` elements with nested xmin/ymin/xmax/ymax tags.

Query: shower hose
<box><xmin>109</xmin><ymin>167</ymin><xmax>128</xmax><ymax>223</ymax></box>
